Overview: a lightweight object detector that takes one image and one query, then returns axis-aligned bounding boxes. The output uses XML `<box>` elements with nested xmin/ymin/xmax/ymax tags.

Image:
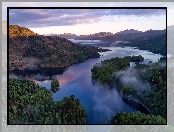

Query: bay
<box><xmin>36</xmin><ymin>46</ymin><xmax>162</xmax><ymax>124</ymax></box>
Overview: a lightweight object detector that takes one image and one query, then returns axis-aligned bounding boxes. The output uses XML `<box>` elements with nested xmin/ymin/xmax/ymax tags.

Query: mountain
<box><xmin>9</xmin><ymin>25</ymin><xmax>101</xmax><ymax>72</ymax></box>
<box><xmin>127</xmin><ymin>33</ymin><xmax>166</xmax><ymax>55</ymax></box>
<box><xmin>75</xmin><ymin>29</ymin><xmax>166</xmax><ymax>43</ymax></box>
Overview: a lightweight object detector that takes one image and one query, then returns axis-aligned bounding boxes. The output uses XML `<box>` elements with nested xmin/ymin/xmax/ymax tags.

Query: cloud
<box><xmin>9</xmin><ymin>8</ymin><xmax>166</xmax><ymax>28</ymax></box>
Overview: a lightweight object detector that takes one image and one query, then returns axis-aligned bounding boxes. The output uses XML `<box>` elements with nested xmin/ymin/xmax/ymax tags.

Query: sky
<box><xmin>3</xmin><ymin>2</ymin><xmax>174</xmax><ymax>35</ymax></box>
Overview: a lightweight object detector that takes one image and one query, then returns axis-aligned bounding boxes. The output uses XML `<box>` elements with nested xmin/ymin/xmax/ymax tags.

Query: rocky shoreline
<box><xmin>116</xmin><ymin>86</ymin><xmax>152</xmax><ymax>115</ymax></box>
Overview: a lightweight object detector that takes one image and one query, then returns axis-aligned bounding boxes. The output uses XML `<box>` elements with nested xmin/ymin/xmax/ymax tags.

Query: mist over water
<box><xmin>33</xmin><ymin>46</ymin><xmax>162</xmax><ymax>124</ymax></box>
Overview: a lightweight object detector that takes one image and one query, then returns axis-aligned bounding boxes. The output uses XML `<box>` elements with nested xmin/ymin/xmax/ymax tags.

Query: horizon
<box><xmin>7</xmin><ymin>21</ymin><xmax>166</xmax><ymax>36</ymax></box>
<box><xmin>8</xmin><ymin>8</ymin><xmax>166</xmax><ymax>36</ymax></box>
<box><xmin>41</xmin><ymin>28</ymin><xmax>166</xmax><ymax>36</ymax></box>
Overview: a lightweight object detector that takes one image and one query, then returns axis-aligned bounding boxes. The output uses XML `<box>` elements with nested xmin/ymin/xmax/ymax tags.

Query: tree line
<box><xmin>120</xmin><ymin>34</ymin><xmax>166</xmax><ymax>56</ymax></box>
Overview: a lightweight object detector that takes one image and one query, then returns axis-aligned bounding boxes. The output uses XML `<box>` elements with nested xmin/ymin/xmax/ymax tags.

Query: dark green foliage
<box><xmin>91</xmin><ymin>55</ymin><xmax>144</xmax><ymax>85</ymax></box>
<box><xmin>124</xmin><ymin>55</ymin><xmax>144</xmax><ymax>62</ymax></box>
<box><xmin>21</xmin><ymin>36</ymin><xmax>101</xmax><ymax>67</ymax></box>
<box><xmin>98</xmin><ymin>48</ymin><xmax>112</xmax><ymax>52</ymax></box>
<box><xmin>9</xmin><ymin>79</ymin><xmax>87</xmax><ymax>124</ymax></box>
<box><xmin>110</xmin><ymin>111</ymin><xmax>166</xmax><ymax>124</ymax></box>
<box><xmin>121</xmin><ymin>34</ymin><xmax>166</xmax><ymax>56</ymax></box>
<box><xmin>55</xmin><ymin>95</ymin><xmax>87</xmax><ymax>124</ymax></box>
<box><xmin>122</xmin><ymin>86</ymin><xmax>136</xmax><ymax>95</ymax></box>
<box><xmin>92</xmin><ymin>56</ymin><xmax>166</xmax><ymax>123</ymax></box>
<box><xmin>51</xmin><ymin>78</ymin><xmax>60</xmax><ymax>91</ymax></box>
<box><xmin>130</xmin><ymin>58</ymin><xmax>167</xmax><ymax>119</ymax></box>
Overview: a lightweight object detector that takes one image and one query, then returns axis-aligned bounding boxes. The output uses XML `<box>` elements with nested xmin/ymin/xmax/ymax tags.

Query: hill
<box><xmin>9</xmin><ymin>25</ymin><xmax>101</xmax><ymax>72</ymax></box>
<box><xmin>121</xmin><ymin>33</ymin><xmax>166</xmax><ymax>56</ymax></box>
<box><xmin>9</xmin><ymin>25</ymin><xmax>39</xmax><ymax>38</ymax></box>
<box><xmin>74</xmin><ymin>29</ymin><xmax>166</xmax><ymax>55</ymax></box>
<box><xmin>43</xmin><ymin>33</ymin><xmax>78</xmax><ymax>39</ymax></box>
<box><xmin>75</xmin><ymin>29</ymin><xmax>166</xmax><ymax>42</ymax></box>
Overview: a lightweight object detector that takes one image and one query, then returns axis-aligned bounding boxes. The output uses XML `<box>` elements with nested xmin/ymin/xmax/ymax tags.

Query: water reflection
<box><xmin>31</xmin><ymin>46</ymin><xmax>162</xmax><ymax>124</ymax></box>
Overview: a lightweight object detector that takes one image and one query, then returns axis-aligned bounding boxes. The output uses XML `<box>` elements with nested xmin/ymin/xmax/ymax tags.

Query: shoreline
<box><xmin>9</xmin><ymin>55</ymin><xmax>102</xmax><ymax>81</ymax></box>
<box><xmin>9</xmin><ymin>46</ymin><xmax>114</xmax><ymax>80</ymax></box>
<box><xmin>115</xmin><ymin>86</ymin><xmax>152</xmax><ymax>115</ymax></box>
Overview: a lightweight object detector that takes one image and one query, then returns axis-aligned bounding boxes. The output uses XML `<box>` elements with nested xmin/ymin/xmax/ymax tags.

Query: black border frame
<box><xmin>7</xmin><ymin>6</ymin><xmax>167</xmax><ymax>125</ymax></box>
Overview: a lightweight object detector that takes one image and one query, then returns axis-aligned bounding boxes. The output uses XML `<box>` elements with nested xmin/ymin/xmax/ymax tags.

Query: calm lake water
<box><xmin>35</xmin><ymin>46</ymin><xmax>162</xmax><ymax>124</ymax></box>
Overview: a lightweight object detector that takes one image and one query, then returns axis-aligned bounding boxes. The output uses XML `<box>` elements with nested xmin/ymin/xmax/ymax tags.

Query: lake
<box><xmin>69</xmin><ymin>39</ymin><xmax>130</xmax><ymax>46</ymax></box>
<box><xmin>34</xmin><ymin>46</ymin><xmax>162</xmax><ymax>124</ymax></box>
<box><xmin>69</xmin><ymin>39</ymin><xmax>101</xmax><ymax>45</ymax></box>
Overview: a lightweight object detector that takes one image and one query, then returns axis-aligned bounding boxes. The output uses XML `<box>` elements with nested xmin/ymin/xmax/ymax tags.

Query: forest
<box><xmin>120</xmin><ymin>34</ymin><xmax>166</xmax><ymax>56</ymax></box>
<box><xmin>9</xmin><ymin>25</ymin><xmax>104</xmax><ymax>71</ymax></box>
<box><xmin>109</xmin><ymin>111</ymin><xmax>166</xmax><ymax>124</ymax></box>
<box><xmin>9</xmin><ymin>79</ymin><xmax>87</xmax><ymax>124</ymax></box>
<box><xmin>91</xmin><ymin>55</ymin><xmax>144</xmax><ymax>85</ymax></box>
<box><xmin>8</xmin><ymin>24</ymin><xmax>167</xmax><ymax>125</ymax></box>
<box><xmin>91</xmin><ymin>56</ymin><xmax>166</xmax><ymax>124</ymax></box>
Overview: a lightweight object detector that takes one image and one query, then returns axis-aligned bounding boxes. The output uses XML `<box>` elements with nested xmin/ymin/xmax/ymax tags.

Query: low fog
<box><xmin>114</xmin><ymin>61</ymin><xmax>166</xmax><ymax>94</ymax></box>
<box><xmin>115</xmin><ymin>67</ymin><xmax>151</xmax><ymax>92</ymax></box>
<box><xmin>91</xmin><ymin>82</ymin><xmax>137</xmax><ymax>124</ymax></box>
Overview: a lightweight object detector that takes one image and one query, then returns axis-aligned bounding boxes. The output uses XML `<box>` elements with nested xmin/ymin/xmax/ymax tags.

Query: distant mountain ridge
<box><xmin>2</xmin><ymin>21</ymin><xmax>169</xmax><ymax>71</ymax></box>
<box><xmin>75</xmin><ymin>29</ymin><xmax>166</xmax><ymax>42</ymax></box>
<box><xmin>116</xmin><ymin>29</ymin><xmax>142</xmax><ymax>35</ymax></box>
<box><xmin>42</xmin><ymin>29</ymin><xmax>166</xmax><ymax>41</ymax></box>
<box><xmin>43</xmin><ymin>33</ymin><xmax>78</xmax><ymax>39</ymax></box>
